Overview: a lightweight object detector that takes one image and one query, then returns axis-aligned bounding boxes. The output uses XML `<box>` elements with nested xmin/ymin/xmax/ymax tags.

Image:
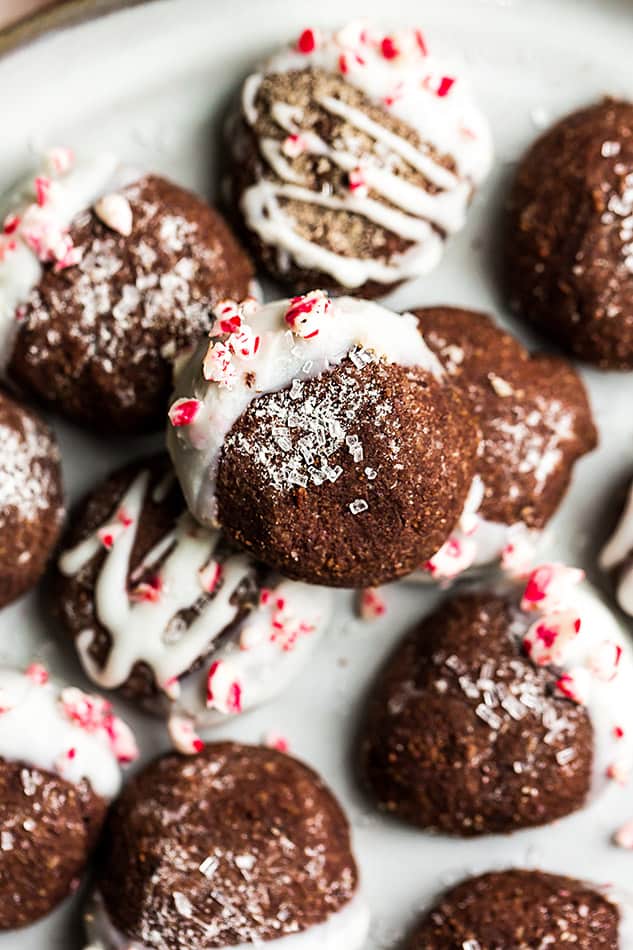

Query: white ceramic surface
<box><xmin>1</xmin><ymin>1</ymin><xmax>633</xmax><ymax>947</ymax></box>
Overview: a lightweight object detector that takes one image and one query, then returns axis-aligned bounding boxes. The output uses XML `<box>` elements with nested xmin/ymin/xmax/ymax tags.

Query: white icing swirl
<box><xmin>600</xmin><ymin>480</ymin><xmax>633</xmax><ymax>615</ymax></box>
<box><xmin>58</xmin><ymin>468</ymin><xmax>332</xmax><ymax>729</ymax></box>
<box><xmin>167</xmin><ymin>294</ymin><xmax>444</xmax><ymax>526</ymax></box>
<box><xmin>0</xmin><ymin>668</ymin><xmax>127</xmax><ymax>798</ymax></box>
<box><xmin>238</xmin><ymin>23</ymin><xmax>492</xmax><ymax>288</ymax></box>
<box><xmin>0</xmin><ymin>151</ymin><xmax>131</xmax><ymax>368</ymax></box>
<box><xmin>83</xmin><ymin>888</ymin><xmax>370</xmax><ymax>950</ymax></box>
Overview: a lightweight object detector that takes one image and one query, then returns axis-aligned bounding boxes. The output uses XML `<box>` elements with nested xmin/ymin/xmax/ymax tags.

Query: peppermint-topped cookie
<box><xmin>229</xmin><ymin>22</ymin><xmax>492</xmax><ymax>296</ymax></box>
<box><xmin>0</xmin><ymin>150</ymin><xmax>253</xmax><ymax>432</ymax></box>
<box><xmin>83</xmin><ymin>742</ymin><xmax>369</xmax><ymax>949</ymax></box>
<box><xmin>0</xmin><ymin>665</ymin><xmax>136</xmax><ymax>929</ymax></box>
<box><xmin>55</xmin><ymin>455</ymin><xmax>332</xmax><ymax>751</ymax></box>
<box><xmin>0</xmin><ymin>387</ymin><xmax>64</xmax><ymax>608</ymax></box>
<box><xmin>167</xmin><ymin>293</ymin><xmax>479</xmax><ymax>587</ymax></box>
<box><xmin>360</xmin><ymin>563</ymin><xmax>633</xmax><ymax>834</ymax></box>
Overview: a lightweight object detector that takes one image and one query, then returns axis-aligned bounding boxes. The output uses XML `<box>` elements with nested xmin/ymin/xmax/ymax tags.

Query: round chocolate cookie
<box><xmin>229</xmin><ymin>22</ymin><xmax>492</xmax><ymax>297</ymax></box>
<box><xmin>85</xmin><ymin>742</ymin><xmax>369</xmax><ymax>949</ymax></box>
<box><xmin>360</xmin><ymin>565</ymin><xmax>633</xmax><ymax>834</ymax></box>
<box><xmin>2</xmin><ymin>150</ymin><xmax>253</xmax><ymax>432</ymax></box>
<box><xmin>0</xmin><ymin>665</ymin><xmax>136</xmax><ymax>930</ymax></box>
<box><xmin>416</xmin><ymin>306</ymin><xmax>597</xmax><ymax>579</ymax></box>
<box><xmin>167</xmin><ymin>294</ymin><xmax>479</xmax><ymax>587</ymax></box>
<box><xmin>504</xmin><ymin>99</ymin><xmax>633</xmax><ymax>368</ymax></box>
<box><xmin>55</xmin><ymin>455</ymin><xmax>332</xmax><ymax>749</ymax></box>
<box><xmin>0</xmin><ymin>388</ymin><xmax>64</xmax><ymax>608</ymax></box>
<box><xmin>408</xmin><ymin>870</ymin><xmax>620</xmax><ymax>949</ymax></box>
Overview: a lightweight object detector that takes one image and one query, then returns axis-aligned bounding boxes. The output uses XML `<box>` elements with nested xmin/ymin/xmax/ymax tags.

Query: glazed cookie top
<box><xmin>416</xmin><ymin>307</ymin><xmax>597</xmax><ymax>579</ymax></box>
<box><xmin>56</xmin><ymin>456</ymin><xmax>332</xmax><ymax>751</ymax></box>
<box><xmin>0</xmin><ymin>665</ymin><xmax>137</xmax><ymax>799</ymax></box>
<box><xmin>95</xmin><ymin>742</ymin><xmax>362</xmax><ymax>948</ymax></box>
<box><xmin>409</xmin><ymin>870</ymin><xmax>620</xmax><ymax>949</ymax></box>
<box><xmin>168</xmin><ymin>292</ymin><xmax>443</xmax><ymax>522</ymax></box>
<box><xmin>234</xmin><ymin>22</ymin><xmax>492</xmax><ymax>292</ymax></box>
<box><xmin>361</xmin><ymin>564</ymin><xmax>633</xmax><ymax>834</ymax></box>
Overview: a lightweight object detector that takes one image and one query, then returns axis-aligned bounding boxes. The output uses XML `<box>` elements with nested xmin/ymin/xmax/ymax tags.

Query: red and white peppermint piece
<box><xmin>228</xmin><ymin>325</ymin><xmax>261</xmax><ymax>361</ymax></box>
<box><xmin>555</xmin><ymin>667</ymin><xmax>591</xmax><ymax>705</ymax></box>
<box><xmin>129</xmin><ymin>574</ymin><xmax>163</xmax><ymax>603</ymax></box>
<box><xmin>423</xmin><ymin>74</ymin><xmax>456</xmax><ymax>97</ymax></box>
<box><xmin>348</xmin><ymin>167</ymin><xmax>369</xmax><ymax>199</ymax></box>
<box><xmin>206</xmin><ymin>660</ymin><xmax>243</xmax><ymax>715</ymax></box>
<box><xmin>203</xmin><ymin>340</ymin><xmax>237</xmax><ymax>387</ymax></box>
<box><xmin>380</xmin><ymin>35</ymin><xmax>400</xmax><ymax>60</ymax></box>
<box><xmin>199</xmin><ymin>560</ymin><xmax>222</xmax><ymax>594</ymax></box>
<box><xmin>168</xmin><ymin>397</ymin><xmax>202</xmax><ymax>427</ymax></box>
<box><xmin>25</xmin><ymin>663</ymin><xmax>49</xmax><ymax>686</ymax></box>
<box><xmin>53</xmin><ymin>240</ymin><xmax>83</xmax><ymax>272</ymax></box>
<box><xmin>93</xmin><ymin>193</ymin><xmax>133</xmax><ymax>237</ymax></box>
<box><xmin>414</xmin><ymin>28</ymin><xmax>428</xmax><ymax>56</ymax></box>
<box><xmin>161</xmin><ymin>676</ymin><xmax>181</xmax><ymax>701</ymax></box>
<box><xmin>424</xmin><ymin>534</ymin><xmax>477</xmax><ymax>580</ymax></box>
<box><xmin>282</xmin><ymin>134</ymin><xmax>309</xmax><ymax>159</ymax></box>
<box><xmin>520</xmin><ymin>563</ymin><xmax>585</xmax><ymax>613</ymax></box>
<box><xmin>501</xmin><ymin>535</ymin><xmax>535</xmax><ymax>578</ymax></box>
<box><xmin>358</xmin><ymin>587</ymin><xmax>387</xmax><ymax>620</ymax></box>
<box><xmin>105</xmin><ymin>715</ymin><xmax>139</xmax><ymax>763</ymax></box>
<box><xmin>211</xmin><ymin>298</ymin><xmax>242</xmax><ymax>335</ymax></box>
<box><xmin>45</xmin><ymin>146</ymin><xmax>74</xmax><ymax>175</ymax></box>
<box><xmin>264</xmin><ymin>731</ymin><xmax>290</xmax><ymax>753</ymax></box>
<box><xmin>59</xmin><ymin>687</ymin><xmax>112</xmax><ymax>731</ymax></box>
<box><xmin>587</xmin><ymin>640</ymin><xmax>622</xmax><ymax>682</ymax></box>
<box><xmin>34</xmin><ymin>176</ymin><xmax>52</xmax><ymax>208</ymax></box>
<box><xmin>168</xmin><ymin>715</ymin><xmax>204</xmax><ymax>755</ymax></box>
<box><xmin>284</xmin><ymin>290</ymin><xmax>331</xmax><ymax>339</ymax></box>
<box><xmin>97</xmin><ymin>522</ymin><xmax>126</xmax><ymax>550</ymax></box>
<box><xmin>523</xmin><ymin>610</ymin><xmax>582</xmax><ymax>667</ymax></box>
<box><xmin>297</xmin><ymin>27</ymin><xmax>317</xmax><ymax>54</ymax></box>
<box><xmin>613</xmin><ymin>818</ymin><xmax>633</xmax><ymax>849</ymax></box>
<box><xmin>116</xmin><ymin>507</ymin><xmax>133</xmax><ymax>527</ymax></box>
<box><xmin>3</xmin><ymin>213</ymin><xmax>20</xmax><ymax>235</ymax></box>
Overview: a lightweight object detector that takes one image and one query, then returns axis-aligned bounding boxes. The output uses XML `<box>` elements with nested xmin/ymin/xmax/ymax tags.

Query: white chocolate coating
<box><xmin>58</xmin><ymin>468</ymin><xmax>332</xmax><ymax>732</ymax></box>
<box><xmin>167</xmin><ymin>294</ymin><xmax>443</xmax><ymax>526</ymax></box>
<box><xmin>600</xmin><ymin>480</ymin><xmax>633</xmax><ymax>615</ymax></box>
<box><xmin>0</xmin><ymin>668</ymin><xmax>127</xmax><ymax>798</ymax></box>
<box><xmin>238</xmin><ymin>23</ymin><xmax>492</xmax><ymax>288</ymax></box>
<box><xmin>83</xmin><ymin>888</ymin><xmax>370</xmax><ymax>950</ymax></box>
<box><xmin>0</xmin><ymin>152</ymin><xmax>134</xmax><ymax>368</ymax></box>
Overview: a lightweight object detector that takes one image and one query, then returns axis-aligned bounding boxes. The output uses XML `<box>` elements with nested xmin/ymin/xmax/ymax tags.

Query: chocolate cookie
<box><xmin>0</xmin><ymin>388</ymin><xmax>64</xmax><ymax>608</ymax></box>
<box><xmin>229</xmin><ymin>22</ymin><xmax>492</xmax><ymax>297</ymax></box>
<box><xmin>55</xmin><ymin>455</ymin><xmax>332</xmax><ymax>750</ymax></box>
<box><xmin>359</xmin><ymin>564</ymin><xmax>633</xmax><ymax>834</ymax></box>
<box><xmin>408</xmin><ymin>870</ymin><xmax>620</xmax><ymax>949</ymax></box>
<box><xmin>1</xmin><ymin>149</ymin><xmax>253</xmax><ymax>432</ymax></box>
<box><xmin>84</xmin><ymin>742</ymin><xmax>369</xmax><ymax>949</ymax></box>
<box><xmin>416</xmin><ymin>307</ymin><xmax>597</xmax><ymax>579</ymax></box>
<box><xmin>0</xmin><ymin>665</ymin><xmax>136</xmax><ymax>929</ymax></box>
<box><xmin>504</xmin><ymin>99</ymin><xmax>633</xmax><ymax>368</ymax></box>
<box><xmin>167</xmin><ymin>293</ymin><xmax>479</xmax><ymax>587</ymax></box>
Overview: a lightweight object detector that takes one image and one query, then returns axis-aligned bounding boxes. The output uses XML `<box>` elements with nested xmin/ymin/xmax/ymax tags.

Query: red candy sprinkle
<box><xmin>3</xmin><ymin>214</ymin><xmax>20</xmax><ymax>235</ymax></box>
<box><xmin>25</xmin><ymin>663</ymin><xmax>49</xmax><ymax>685</ymax></box>
<box><xmin>436</xmin><ymin>76</ymin><xmax>455</xmax><ymax>97</ymax></box>
<box><xmin>264</xmin><ymin>731</ymin><xmax>290</xmax><ymax>753</ymax></box>
<box><xmin>129</xmin><ymin>575</ymin><xmax>163</xmax><ymax>603</ymax></box>
<box><xmin>358</xmin><ymin>587</ymin><xmax>387</xmax><ymax>620</ymax></box>
<box><xmin>381</xmin><ymin>36</ymin><xmax>399</xmax><ymax>60</ymax></box>
<box><xmin>297</xmin><ymin>28</ymin><xmax>316</xmax><ymax>54</ymax></box>
<box><xmin>338</xmin><ymin>53</ymin><xmax>349</xmax><ymax>75</ymax></box>
<box><xmin>415</xmin><ymin>29</ymin><xmax>428</xmax><ymax>55</ymax></box>
<box><xmin>168</xmin><ymin>397</ymin><xmax>202</xmax><ymax>428</ymax></box>
<box><xmin>34</xmin><ymin>176</ymin><xmax>51</xmax><ymax>207</ymax></box>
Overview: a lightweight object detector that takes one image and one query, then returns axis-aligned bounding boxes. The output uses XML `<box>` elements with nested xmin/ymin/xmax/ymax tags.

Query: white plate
<box><xmin>2</xmin><ymin>1</ymin><xmax>633</xmax><ymax>947</ymax></box>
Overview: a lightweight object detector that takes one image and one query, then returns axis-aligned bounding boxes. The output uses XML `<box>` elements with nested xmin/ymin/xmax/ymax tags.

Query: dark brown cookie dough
<box><xmin>217</xmin><ymin>358</ymin><xmax>479</xmax><ymax>587</ymax></box>
<box><xmin>359</xmin><ymin>593</ymin><xmax>593</xmax><ymax>834</ymax></box>
<box><xmin>0</xmin><ymin>388</ymin><xmax>64</xmax><ymax>608</ymax></box>
<box><xmin>416</xmin><ymin>307</ymin><xmax>597</xmax><ymax>529</ymax></box>
<box><xmin>9</xmin><ymin>174</ymin><xmax>253</xmax><ymax>433</ymax></box>
<box><xmin>409</xmin><ymin>870</ymin><xmax>620</xmax><ymax>949</ymax></box>
<box><xmin>229</xmin><ymin>26</ymin><xmax>491</xmax><ymax>297</ymax></box>
<box><xmin>504</xmin><ymin>98</ymin><xmax>633</xmax><ymax>368</ymax></box>
<box><xmin>0</xmin><ymin>757</ymin><xmax>105</xmax><ymax>930</ymax></box>
<box><xmin>93</xmin><ymin>742</ymin><xmax>361</xmax><ymax>949</ymax></box>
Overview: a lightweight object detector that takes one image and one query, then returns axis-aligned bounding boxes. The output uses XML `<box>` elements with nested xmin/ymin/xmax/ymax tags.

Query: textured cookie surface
<box><xmin>10</xmin><ymin>175</ymin><xmax>253</xmax><ymax>432</ymax></box>
<box><xmin>409</xmin><ymin>870</ymin><xmax>619</xmax><ymax>949</ymax></box>
<box><xmin>97</xmin><ymin>742</ymin><xmax>360</xmax><ymax>948</ymax></box>
<box><xmin>505</xmin><ymin>98</ymin><xmax>633</xmax><ymax>368</ymax></box>
<box><xmin>417</xmin><ymin>306</ymin><xmax>597</xmax><ymax>529</ymax></box>
<box><xmin>0</xmin><ymin>388</ymin><xmax>64</xmax><ymax>608</ymax></box>
<box><xmin>360</xmin><ymin>593</ymin><xmax>593</xmax><ymax>834</ymax></box>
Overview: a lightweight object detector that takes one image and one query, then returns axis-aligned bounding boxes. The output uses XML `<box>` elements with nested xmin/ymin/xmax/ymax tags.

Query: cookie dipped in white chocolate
<box><xmin>231</xmin><ymin>22</ymin><xmax>492</xmax><ymax>294</ymax></box>
<box><xmin>56</xmin><ymin>458</ymin><xmax>332</xmax><ymax>752</ymax></box>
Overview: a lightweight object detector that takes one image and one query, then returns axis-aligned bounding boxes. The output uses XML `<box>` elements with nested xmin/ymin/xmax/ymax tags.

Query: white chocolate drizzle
<box><xmin>238</xmin><ymin>23</ymin><xmax>492</xmax><ymax>288</ymax></box>
<box><xmin>58</xmin><ymin>468</ymin><xmax>331</xmax><ymax>731</ymax></box>
<box><xmin>167</xmin><ymin>294</ymin><xmax>443</xmax><ymax>526</ymax></box>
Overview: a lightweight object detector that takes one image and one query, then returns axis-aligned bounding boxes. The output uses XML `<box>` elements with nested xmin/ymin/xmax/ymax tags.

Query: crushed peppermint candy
<box><xmin>206</xmin><ymin>660</ymin><xmax>243</xmax><ymax>715</ymax></box>
<box><xmin>167</xmin><ymin>714</ymin><xmax>204</xmax><ymax>755</ymax></box>
<box><xmin>358</xmin><ymin>587</ymin><xmax>387</xmax><ymax>620</ymax></box>
<box><xmin>284</xmin><ymin>290</ymin><xmax>331</xmax><ymax>339</ymax></box>
<box><xmin>521</xmin><ymin>563</ymin><xmax>584</xmax><ymax>613</ymax></box>
<box><xmin>168</xmin><ymin>397</ymin><xmax>202</xmax><ymax>427</ymax></box>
